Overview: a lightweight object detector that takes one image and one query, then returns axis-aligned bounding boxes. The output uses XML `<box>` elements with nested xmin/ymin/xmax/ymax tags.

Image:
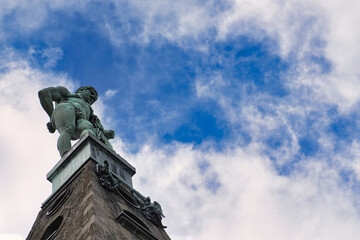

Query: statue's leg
<box><xmin>76</xmin><ymin>119</ymin><xmax>96</xmax><ymax>137</ymax></box>
<box><xmin>52</xmin><ymin>104</ymin><xmax>76</xmax><ymax>156</ymax></box>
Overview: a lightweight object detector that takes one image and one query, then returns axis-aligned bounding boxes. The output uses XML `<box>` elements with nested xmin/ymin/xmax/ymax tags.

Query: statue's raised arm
<box><xmin>38</xmin><ymin>86</ymin><xmax>115</xmax><ymax>156</ymax></box>
<box><xmin>38</xmin><ymin>86</ymin><xmax>71</xmax><ymax>118</ymax></box>
<box><xmin>38</xmin><ymin>86</ymin><xmax>71</xmax><ymax>133</ymax></box>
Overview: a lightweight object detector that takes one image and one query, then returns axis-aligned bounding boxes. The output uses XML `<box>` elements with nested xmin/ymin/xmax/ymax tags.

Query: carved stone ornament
<box><xmin>96</xmin><ymin>162</ymin><xmax>167</xmax><ymax>228</ymax></box>
<box><xmin>96</xmin><ymin>161</ymin><xmax>120</xmax><ymax>190</ymax></box>
<box><xmin>140</xmin><ymin>197</ymin><xmax>167</xmax><ymax>228</ymax></box>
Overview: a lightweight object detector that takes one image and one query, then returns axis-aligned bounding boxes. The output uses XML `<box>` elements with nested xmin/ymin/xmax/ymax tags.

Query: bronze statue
<box><xmin>38</xmin><ymin>86</ymin><xmax>115</xmax><ymax>156</ymax></box>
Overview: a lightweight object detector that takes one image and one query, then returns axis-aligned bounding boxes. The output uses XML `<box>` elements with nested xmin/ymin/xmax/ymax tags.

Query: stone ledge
<box><xmin>116</xmin><ymin>211</ymin><xmax>159</xmax><ymax>240</ymax></box>
<box><xmin>46</xmin><ymin>133</ymin><xmax>136</xmax><ymax>194</ymax></box>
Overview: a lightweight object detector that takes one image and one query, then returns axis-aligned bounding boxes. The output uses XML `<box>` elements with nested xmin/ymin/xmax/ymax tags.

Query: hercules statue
<box><xmin>38</xmin><ymin>86</ymin><xmax>115</xmax><ymax>156</ymax></box>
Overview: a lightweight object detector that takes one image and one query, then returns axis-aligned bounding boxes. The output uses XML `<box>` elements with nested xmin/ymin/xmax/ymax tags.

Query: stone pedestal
<box><xmin>26</xmin><ymin>133</ymin><xmax>171</xmax><ymax>240</ymax></box>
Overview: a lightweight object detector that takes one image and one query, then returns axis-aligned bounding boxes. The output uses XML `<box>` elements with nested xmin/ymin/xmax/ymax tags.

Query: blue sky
<box><xmin>1</xmin><ymin>0</ymin><xmax>360</xmax><ymax>239</ymax></box>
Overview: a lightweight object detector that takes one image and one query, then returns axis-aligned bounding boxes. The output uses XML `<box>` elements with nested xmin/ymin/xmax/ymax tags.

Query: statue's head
<box><xmin>76</xmin><ymin>86</ymin><xmax>98</xmax><ymax>104</ymax></box>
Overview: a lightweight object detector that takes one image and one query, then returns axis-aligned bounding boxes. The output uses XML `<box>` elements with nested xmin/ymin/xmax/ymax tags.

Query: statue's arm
<box><xmin>90</xmin><ymin>113</ymin><xmax>115</xmax><ymax>139</ymax></box>
<box><xmin>38</xmin><ymin>86</ymin><xmax>70</xmax><ymax>118</ymax></box>
<box><xmin>103</xmin><ymin>129</ymin><xmax>115</xmax><ymax>139</ymax></box>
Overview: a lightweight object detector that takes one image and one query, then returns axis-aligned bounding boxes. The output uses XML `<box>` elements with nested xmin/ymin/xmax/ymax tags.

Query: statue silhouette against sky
<box><xmin>38</xmin><ymin>86</ymin><xmax>115</xmax><ymax>156</ymax></box>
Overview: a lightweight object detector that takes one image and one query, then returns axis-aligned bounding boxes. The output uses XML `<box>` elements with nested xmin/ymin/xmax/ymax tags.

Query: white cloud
<box><xmin>41</xmin><ymin>47</ymin><xmax>64</xmax><ymax>68</ymax></box>
<box><xmin>104</xmin><ymin>89</ymin><xmax>118</xmax><ymax>98</ymax></box>
<box><xmin>0</xmin><ymin>1</ymin><xmax>47</xmax><ymax>34</ymax></box>
<box><xmin>1</xmin><ymin>0</ymin><xmax>358</xmax><ymax>109</ymax></box>
<box><xmin>0</xmin><ymin>50</ymin><xmax>74</xmax><ymax>238</ymax></box>
<box><xmin>127</xmin><ymin>142</ymin><xmax>360</xmax><ymax>240</ymax></box>
<box><xmin>92</xmin><ymin>95</ymin><xmax>119</xmax><ymax>131</ymax></box>
<box><xmin>217</xmin><ymin>0</ymin><xmax>360</xmax><ymax>111</ymax></box>
<box><xmin>0</xmin><ymin>234</ymin><xmax>24</xmax><ymax>240</ymax></box>
<box><xmin>104</xmin><ymin>0</ymin><xmax>360</xmax><ymax>111</ymax></box>
<box><xmin>104</xmin><ymin>0</ymin><xmax>214</xmax><ymax>45</ymax></box>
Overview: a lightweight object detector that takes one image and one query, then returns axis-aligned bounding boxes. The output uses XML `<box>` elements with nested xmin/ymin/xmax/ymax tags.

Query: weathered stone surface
<box><xmin>27</xmin><ymin>160</ymin><xmax>170</xmax><ymax>240</ymax></box>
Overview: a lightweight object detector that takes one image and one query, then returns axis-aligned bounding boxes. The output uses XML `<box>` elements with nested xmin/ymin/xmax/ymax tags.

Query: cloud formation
<box><xmin>128</xmin><ymin>141</ymin><xmax>360</xmax><ymax>240</ymax></box>
<box><xmin>1</xmin><ymin>1</ymin><xmax>360</xmax><ymax>240</ymax></box>
<box><xmin>0</xmin><ymin>50</ymin><xmax>73</xmax><ymax>238</ymax></box>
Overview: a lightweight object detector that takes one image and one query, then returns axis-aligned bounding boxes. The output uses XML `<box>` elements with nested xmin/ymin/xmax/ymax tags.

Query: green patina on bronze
<box><xmin>38</xmin><ymin>86</ymin><xmax>115</xmax><ymax>156</ymax></box>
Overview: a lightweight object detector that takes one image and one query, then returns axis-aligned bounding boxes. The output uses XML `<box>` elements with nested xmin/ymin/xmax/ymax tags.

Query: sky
<box><xmin>1</xmin><ymin>0</ymin><xmax>360</xmax><ymax>239</ymax></box>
